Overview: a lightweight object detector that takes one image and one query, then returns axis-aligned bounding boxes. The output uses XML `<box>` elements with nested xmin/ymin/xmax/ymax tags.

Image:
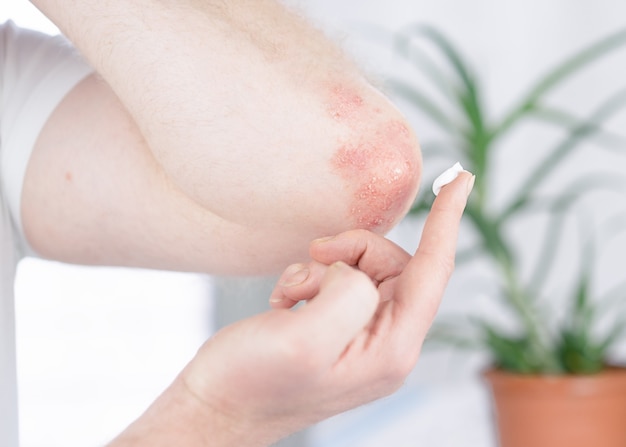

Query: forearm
<box><xmin>108</xmin><ymin>375</ymin><xmax>272</xmax><ymax>447</ymax></box>
<box><xmin>30</xmin><ymin>0</ymin><xmax>359</xmax><ymax>212</ymax></box>
<box><xmin>22</xmin><ymin>74</ymin><xmax>318</xmax><ymax>274</ymax></box>
<box><xmin>24</xmin><ymin>0</ymin><xmax>422</xmax><ymax>273</ymax></box>
<box><xmin>30</xmin><ymin>0</ymin><xmax>421</xmax><ymax>234</ymax></box>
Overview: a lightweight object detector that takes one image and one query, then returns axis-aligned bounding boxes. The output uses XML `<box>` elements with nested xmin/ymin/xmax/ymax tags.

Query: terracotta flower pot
<box><xmin>483</xmin><ymin>367</ymin><xmax>626</xmax><ymax>447</ymax></box>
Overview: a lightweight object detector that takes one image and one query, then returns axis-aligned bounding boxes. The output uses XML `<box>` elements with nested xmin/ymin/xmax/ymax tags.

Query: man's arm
<box><xmin>107</xmin><ymin>172</ymin><xmax>473</xmax><ymax>447</ymax></box>
<box><xmin>24</xmin><ymin>0</ymin><xmax>421</xmax><ymax>274</ymax></box>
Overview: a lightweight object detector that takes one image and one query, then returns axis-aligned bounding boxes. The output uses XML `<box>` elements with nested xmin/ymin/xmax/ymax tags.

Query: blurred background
<box><xmin>3</xmin><ymin>1</ymin><xmax>626</xmax><ymax>446</ymax></box>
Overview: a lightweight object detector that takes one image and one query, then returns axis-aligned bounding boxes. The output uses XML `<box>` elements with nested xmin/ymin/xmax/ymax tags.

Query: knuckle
<box><xmin>347</xmin><ymin>228</ymin><xmax>371</xmax><ymax>240</ymax></box>
<box><xmin>377</xmin><ymin>347</ymin><xmax>417</xmax><ymax>394</ymax></box>
<box><xmin>379</xmin><ymin>368</ymin><xmax>410</xmax><ymax>396</ymax></box>
<box><xmin>391</xmin><ymin>355</ymin><xmax>416</xmax><ymax>383</ymax></box>
<box><xmin>343</xmin><ymin>229</ymin><xmax>370</xmax><ymax>263</ymax></box>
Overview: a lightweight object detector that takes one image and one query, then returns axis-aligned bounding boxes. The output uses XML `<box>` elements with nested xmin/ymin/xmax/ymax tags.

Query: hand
<box><xmin>173</xmin><ymin>172</ymin><xmax>473</xmax><ymax>447</ymax></box>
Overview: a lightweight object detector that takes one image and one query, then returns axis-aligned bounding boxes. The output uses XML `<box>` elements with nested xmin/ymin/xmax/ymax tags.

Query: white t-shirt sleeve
<box><xmin>0</xmin><ymin>20</ymin><xmax>94</xmax><ymax>257</ymax></box>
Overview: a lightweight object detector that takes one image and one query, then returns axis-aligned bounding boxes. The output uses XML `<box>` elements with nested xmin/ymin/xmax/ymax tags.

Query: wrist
<box><xmin>108</xmin><ymin>372</ymin><xmax>264</xmax><ymax>447</ymax></box>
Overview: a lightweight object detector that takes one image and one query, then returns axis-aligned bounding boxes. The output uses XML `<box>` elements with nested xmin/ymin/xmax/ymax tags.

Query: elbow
<box><xmin>329</xmin><ymin>104</ymin><xmax>422</xmax><ymax>235</ymax></box>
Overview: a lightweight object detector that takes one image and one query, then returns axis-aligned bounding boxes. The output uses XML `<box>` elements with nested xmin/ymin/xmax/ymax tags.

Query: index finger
<box><xmin>310</xmin><ymin>229</ymin><xmax>411</xmax><ymax>284</ymax></box>
<box><xmin>396</xmin><ymin>171</ymin><xmax>474</xmax><ymax>336</ymax></box>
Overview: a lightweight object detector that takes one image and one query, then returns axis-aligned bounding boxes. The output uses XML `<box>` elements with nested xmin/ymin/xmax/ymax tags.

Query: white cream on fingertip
<box><xmin>432</xmin><ymin>162</ymin><xmax>466</xmax><ymax>196</ymax></box>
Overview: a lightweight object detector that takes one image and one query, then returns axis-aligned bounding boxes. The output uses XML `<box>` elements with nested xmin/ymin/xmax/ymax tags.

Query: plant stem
<box><xmin>467</xmin><ymin>193</ymin><xmax>562</xmax><ymax>373</ymax></box>
<box><xmin>500</xmin><ymin>258</ymin><xmax>563</xmax><ymax>373</ymax></box>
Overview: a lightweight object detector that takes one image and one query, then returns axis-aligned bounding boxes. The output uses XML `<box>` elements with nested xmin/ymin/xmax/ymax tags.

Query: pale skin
<box><xmin>20</xmin><ymin>0</ymin><xmax>472</xmax><ymax>445</ymax></box>
<box><xmin>25</xmin><ymin>0</ymin><xmax>422</xmax><ymax>274</ymax></box>
<box><xmin>109</xmin><ymin>173</ymin><xmax>473</xmax><ymax>447</ymax></box>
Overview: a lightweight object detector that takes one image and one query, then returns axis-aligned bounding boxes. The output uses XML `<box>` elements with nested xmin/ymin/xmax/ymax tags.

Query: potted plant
<box><xmin>387</xmin><ymin>25</ymin><xmax>626</xmax><ymax>446</ymax></box>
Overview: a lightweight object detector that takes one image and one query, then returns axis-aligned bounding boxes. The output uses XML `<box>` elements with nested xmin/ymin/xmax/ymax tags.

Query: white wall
<box><xmin>15</xmin><ymin>260</ymin><xmax>212</xmax><ymax>447</ymax></box>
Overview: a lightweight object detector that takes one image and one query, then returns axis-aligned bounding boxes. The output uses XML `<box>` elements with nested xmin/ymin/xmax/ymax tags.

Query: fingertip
<box><xmin>330</xmin><ymin>260</ymin><xmax>349</xmax><ymax>270</ymax></box>
<box><xmin>278</xmin><ymin>263</ymin><xmax>310</xmax><ymax>288</ymax></box>
<box><xmin>269</xmin><ymin>296</ymin><xmax>299</xmax><ymax>309</ymax></box>
<box><xmin>269</xmin><ymin>294</ymin><xmax>285</xmax><ymax>307</ymax></box>
<box><xmin>311</xmin><ymin>235</ymin><xmax>336</xmax><ymax>245</ymax></box>
<box><xmin>322</xmin><ymin>260</ymin><xmax>352</xmax><ymax>281</ymax></box>
<box><xmin>432</xmin><ymin>171</ymin><xmax>474</xmax><ymax>212</ymax></box>
<box><xmin>309</xmin><ymin>234</ymin><xmax>341</xmax><ymax>259</ymax></box>
<box><xmin>467</xmin><ymin>174</ymin><xmax>476</xmax><ymax>197</ymax></box>
<box><xmin>432</xmin><ymin>162</ymin><xmax>475</xmax><ymax>198</ymax></box>
<box><xmin>310</xmin><ymin>235</ymin><xmax>342</xmax><ymax>258</ymax></box>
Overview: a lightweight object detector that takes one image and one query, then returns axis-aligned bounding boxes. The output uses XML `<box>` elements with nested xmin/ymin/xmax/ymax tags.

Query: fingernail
<box><xmin>279</xmin><ymin>264</ymin><xmax>310</xmax><ymax>287</ymax></box>
<box><xmin>330</xmin><ymin>261</ymin><xmax>344</xmax><ymax>269</ymax></box>
<box><xmin>466</xmin><ymin>174</ymin><xmax>476</xmax><ymax>197</ymax></box>
<box><xmin>269</xmin><ymin>295</ymin><xmax>284</xmax><ymax>304</ymax></box>
<box><xmin>312</xmin><ymin>235</ymin><xmax>335</xmax><ymax>244</ymax></box>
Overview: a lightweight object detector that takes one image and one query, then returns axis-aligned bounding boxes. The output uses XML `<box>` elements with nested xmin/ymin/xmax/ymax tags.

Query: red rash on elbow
<box><xmin>327</xmin><ymin>84</ymin><xmax>365</xmax><ymax>121</ymax></box>
<box><xmin>331</xmin><ymin>120</ymin><xmax>421</xmax><ymax>231</ymax></box>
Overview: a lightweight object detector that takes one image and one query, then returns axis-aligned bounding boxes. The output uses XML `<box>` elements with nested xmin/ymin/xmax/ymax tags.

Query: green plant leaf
<box><xmin>394</xmin><ymin>28</ymin><xmax>459</xmax><ymax>105</ymax></box>
<box><xmin>408</xmin><ymin>188</ymin><xmax>435</xmax><ymax>221</ymax></box>
<box><xmin>557</xmin><ymin>327</ymin><xmax>605</xmax><ymax>374</ymax></box>
<box><xmin>394</xmin><ymin>25</ymin><xmax>626</xmax><ymax>375</ymax></box>
<box><xmin>420</xmin><ymin>139</ymin><xmax>466</xmax><ymax>161</ymax></box>
<box><xmin>399</xmin><ymin>25</ymin><xmax>489</xmax><ymax>174</ymax></box>
<box><xmin>599</xmin><ymin>323</ymin><xmax>625</xmax><ymax>353</ymax></box>
<box><xmin>597</xmin><ymin>279</ymin><xmax>626</xmax><ymax>318</ymax></box>
<box><xmin>493</xmin><ymin>27</ymin><xmax>626</xmax><ymax>140</ymax></box>
<box><xmin>455</xmin><ymin>244</ymin><xmax>484</xmax><ymax>265</ymax></box>
<box><xmin>501</xmin><ymin>173</ymin><xmax>626</xmax><ymax>223</ymax></box>
<box><xmin>527</xmin><ymin>209</ymin><xmax>568</xmax><ymax>298</ymax></box>
<box><xmin>387</xmin><ymin>79</ymin><xmax>460</xmax><ymax>134</ymax></box>
<box><xmin>589</xmin><ymin>212</ymin><xmax>626</xmax><ymax>317</ymax></box>
<box><xmin>571</xmin><ymin>269</ymin><xmax>593</xmax><ymax>333</ymax></box>
<box><xmin>478</xmin><ymin>322</ymin><xmax>548</xmax><ymax>374</ymax></box>
<box><xmin>597</xmin><ymin>313</ymin><xmax>626</xmax><ymax>353</ymax></box>
<box><xmin>502</xmin><ymin>88</ymin><xmax>626</xmax><ymax>220</ymax></box>
<box><xmin>465</xmin><ymin>206</ymin><xmax>513</xmax><ymax>266</ymax></box>
<box><xmin>400</xmin><ymin>25</ymin><xmax>475</xmax><ymax>98</ymax></box>
<box><xmin>527</xmin><ymin>105</ymin><xmax>626</xmax><ymax>151</ymax></box>
<box><xmin>425</xmin><ymin>321</ymin><xmax>482</xmax><ymax>350</ymax></box>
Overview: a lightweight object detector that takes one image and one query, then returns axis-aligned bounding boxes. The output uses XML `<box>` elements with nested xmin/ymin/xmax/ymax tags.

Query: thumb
<box><xmin>291</xmin><ymin>261</ymin><xmax>379</xmax><ymax>363</ymax></box>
